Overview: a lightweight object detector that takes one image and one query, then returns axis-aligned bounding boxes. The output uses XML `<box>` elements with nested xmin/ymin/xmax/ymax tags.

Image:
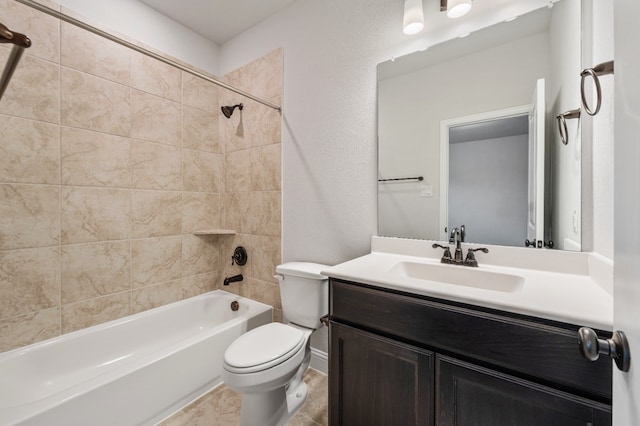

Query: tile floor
<box><xmin>160</xmin><ymin>369</ymin><xmax>328</xmax><ymax>425</ymax></box>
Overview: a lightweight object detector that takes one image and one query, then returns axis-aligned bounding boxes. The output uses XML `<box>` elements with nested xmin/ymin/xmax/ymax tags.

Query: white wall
<box><xmin>547</xmin><ymin>0</ymin><xmax>583</xmax><ymax>251</ymax></box>
<box><xmin>449</xmin><ymin>135</ymin><xmax>529</xmax><ymax>247</ymax></box>
<box><xmin>53</xmin><ymin>0</ymin><xmax>220</xmax><ymax>74</ymax></box>
<box><xmin>588</xmin><ymin>0</ymin><xmax>614</xmax><ymax>260</ymax></box>
<box><xmin>378</xmin><ymin>32</ymin><xmax>549</xmax><ymax>241</ymax></box>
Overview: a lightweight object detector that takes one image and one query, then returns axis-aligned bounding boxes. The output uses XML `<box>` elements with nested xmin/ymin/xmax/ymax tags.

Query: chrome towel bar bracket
<box><xmin>580</xmin><ymin>60</ymin><xmax>614</xmax><ymax>116</ymax></box>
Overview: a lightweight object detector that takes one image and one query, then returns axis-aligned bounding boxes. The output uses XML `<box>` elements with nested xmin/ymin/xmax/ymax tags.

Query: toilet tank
<box><xmin>275</xmin><ymin>262</ymin><xmax>330</xmax><ymax>329</ymax></box>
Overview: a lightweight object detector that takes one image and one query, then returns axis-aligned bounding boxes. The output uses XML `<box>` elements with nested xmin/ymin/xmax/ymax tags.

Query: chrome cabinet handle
<box><xmin>580</xmin><ymin>60</ymin><xmax>614</xmax><ymax>116</ymax></box>
<box><xmin>556</xmin><ymin>108</ymin><xmax>581</xmax><ymax>145</ymax></box>
<box><xmin>578</xmin><ymin>327</ymin><xmax>630</xmax><ymax>372</ymax></box>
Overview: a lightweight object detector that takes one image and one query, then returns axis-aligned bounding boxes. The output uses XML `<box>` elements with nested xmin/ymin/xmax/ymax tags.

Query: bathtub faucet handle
<box><xmin>231</xmin><ymin>246</ymin><xmax>248</xmax><ymax>266</ymax></box>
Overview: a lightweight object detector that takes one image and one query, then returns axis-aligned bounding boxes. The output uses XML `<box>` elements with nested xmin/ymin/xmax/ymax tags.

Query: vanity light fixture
<box><xmin>403</xmin><ymin>0</ymin><xmax>424</xmax><ymax>35</ymax></box>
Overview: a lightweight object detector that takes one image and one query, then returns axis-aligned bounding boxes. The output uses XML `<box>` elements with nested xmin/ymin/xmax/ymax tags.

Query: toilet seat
<box><xmin>224</xmin><ymin>323</ymin><xmax>305</xmax><ymax>374</ymax></box>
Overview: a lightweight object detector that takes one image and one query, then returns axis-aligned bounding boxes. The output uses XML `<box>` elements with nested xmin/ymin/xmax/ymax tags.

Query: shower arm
<box><xmin>0</xmin><ymin>22</ymin><xmax>31</xmax><ymax>101</ymax></box>
<box><xmin>13</xmin><ymin>0</ymin><xmax>281</xmax><ymax>113</ymax></box>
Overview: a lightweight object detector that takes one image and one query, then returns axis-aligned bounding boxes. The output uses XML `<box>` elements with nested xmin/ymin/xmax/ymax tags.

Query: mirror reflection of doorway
<box><xmin>448</xmin><ymin>114</ymin><xmax>529</xmax><ymax>246</ymax></box>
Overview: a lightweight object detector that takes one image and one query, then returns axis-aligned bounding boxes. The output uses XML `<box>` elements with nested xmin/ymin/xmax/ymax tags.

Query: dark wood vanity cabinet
<box><xmin>328</xmin><ymin>279</ymin><xmax>612</xmax><ymax>426</ymax></box>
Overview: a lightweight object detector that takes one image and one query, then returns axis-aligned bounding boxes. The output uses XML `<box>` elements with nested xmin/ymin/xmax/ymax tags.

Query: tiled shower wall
<box><xmin>0</xmin><ymin>0</ymin><xmax>282</xmax><ymax>352</ymax></box>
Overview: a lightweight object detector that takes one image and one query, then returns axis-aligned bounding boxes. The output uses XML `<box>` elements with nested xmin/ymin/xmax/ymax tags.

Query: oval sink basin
<box><xmin>388</xmin><ymin>261</ymin><xmax>524</xmax><ymax>293</ymax></box>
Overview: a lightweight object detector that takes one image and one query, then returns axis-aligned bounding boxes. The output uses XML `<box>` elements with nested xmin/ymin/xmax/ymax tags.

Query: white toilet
<box><xmin>222</xmin><ymin>262</ymin><xmax>329</xmax><ymax>426</ymax></box>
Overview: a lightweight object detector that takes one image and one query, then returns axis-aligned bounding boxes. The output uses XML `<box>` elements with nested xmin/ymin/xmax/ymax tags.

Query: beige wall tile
<box><xmin>223</xmin><ymin>192</ymin><xmax>251</xmax><ymax>234</ymax></box>
<box><xmin>251</xmin><ymin>144</ymin><xmax>281</xmax><ymax>191</ymax></box>
<box><xmin>245</xmin><ymin>234</ymin><xmax>281</xmax><ymax>283</ymax></box>
<box><xmin>182</xmin><ymin>272</ymin><xmax>218</xmax><ymax>299</ymax></box>
<box><xmin>61</xmin><ymin>292</ymin><xmax>130</xmax><ymax>334</ymax></box>
<box><xmin>183</xmin><ymin>73</ymin><xmax>218</xmax><ymax>112</ymax></box>
<box><xmin>248</xmin><ymin>191</ymin><xmax>281</xmax><ymax>237</ymax></box>
<box><xmin>247</xmin><ymin>278</ymin><xmax>281</xmax><ymax>310</ymax></box>
<box><xmin>131</xmin><ymin>236</ymin><xmax>182</xmax><ymax>288</ymax></box>
<box><xmin>131</xmin><ymin>90</ymin><xmax>182</xmax><ymax>146</ymax></box>
<box><xmin>131</xmin><ymin>190</ymin><xmax>181</xmax><ymax>238</ymax></box>
<box><xmin>61</xmin><ymin>127</ymin><xmax>130</xmax><ymax>188</ymax></box>
<box><xmin>131</xmin><ymin>51</ymin><xmax>182</xmax><ymax>102</ymax></box>
<box><xmin>0</xmin><ymin>0</ymin><xmax>60</xmax><ymax>63</ymax></box>
<box><xmin>0</xmin><ymin>115</ymin><xmax>59</xmax><ymax>184</ymax></box>
<box><xmin>182</xmin><ymin>234</ymin><xmax>221</xmax><ymax>277</ymax></box>
<box><xmin>0</xmin><ymin>247</ymin><xmax>60</xmax><ymax>318</ymax></box>
<box><xmin>61</xmin><ymin>241</ymin><xmax>130</xmax><ymax>304</ymax></box>
<box><xmin>183</xmin><ymin>105</ymin><xmax>220</xmax><ymax>153</ymax></box>
<box><xmin>61</xmin><ymin>21</ymin><xmax>130</xmax><ymax>85</ymax></box>
<box><xmin>131</xmin><ymin>279</ymin><xmax>182</xmax><ymax>314</ymax></box>
<box><xmin>182</xmin><ymin>192</ymin><xmax>223</xmax><ymax>234</ymax></box>
<box><xmin>225</xmin><ymin>150</ymin><xmax>251</xmax><ymax>193</ymax></box>
<box><xmin>244</xmin><ymin>99</ymin><xmax>282</xmax><ymax>148</ymax></box>
<box><xmin>183</xmin><ymin>149</ymin><xmax>224</xmax><ymax>193</ymax></box>
<box><xmin>61</xmin><ymin>68</ymin><xmax>131</xmax><ymax>136</ymax></box>
<box><xmin>272</xmin><ymin>308</ymin><xmax>282</xmax><ymax>323</ymax></box>
<box><xmin>224</xmin><ymin>49</ymin><xmax>282</xmax><ymax>102</ymax></box>
<box><xmin>0</xmin><ymin>308</ymin><xmax>60</xmax><ymax>353</ymax></box>
<box><xmin>0</xmin><ymin>184</ymin><xmax>59</xmax><ymax>250</ymax></box>
<box><xmin>131</xmin><ymin>140</ymin><xmax>182</xmax><ymax>190</ymax></box>
<box><xmin>0</xmin><ymin>53</ymin><xmax>59</xmax><ymax>124</ymax></box>
<box><xmin>61</xmin><ymin>187</ymin><xmax>130</xmax><ymax>244</ymax></box>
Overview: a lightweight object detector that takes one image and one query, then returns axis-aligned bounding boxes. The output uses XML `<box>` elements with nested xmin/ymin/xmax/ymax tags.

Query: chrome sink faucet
<box><xmin>449</xmin><ymin>227</ymin><xmax>464</xmax><ymax>264</ymax></box>
<box><xmin>434</xmin><ymin>224</ymin><xmax>489</xmax><ymax>266</ymax></box>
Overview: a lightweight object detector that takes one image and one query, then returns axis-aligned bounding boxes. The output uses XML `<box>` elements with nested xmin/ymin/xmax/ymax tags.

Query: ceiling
<box><xmin>138</xmin><ymin>0</ymin><xmax>297</xmax><ymax>45</ymax></box>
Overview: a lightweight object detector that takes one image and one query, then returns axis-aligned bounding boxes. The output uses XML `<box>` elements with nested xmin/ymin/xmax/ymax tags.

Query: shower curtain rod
<box><xmin>15</xmin><ymin>0</ymin><xmax>282</xmax><ymax>112</ymax></box>
<box><xmin>0</xmin><ymin>21</ymin><xmax>31</xmax><ymax>100</ymax></box>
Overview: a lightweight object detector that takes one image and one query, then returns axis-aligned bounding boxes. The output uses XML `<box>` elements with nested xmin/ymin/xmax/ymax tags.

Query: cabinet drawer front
<box><xmin>330</xmin><ymin>279</ymin><xmax>611</xmax><ymax>402</ymax></box>
<box><xmin>437</xmin><ymin>356</ymin><xmax>611</xmax><ymax>426</ymax></box>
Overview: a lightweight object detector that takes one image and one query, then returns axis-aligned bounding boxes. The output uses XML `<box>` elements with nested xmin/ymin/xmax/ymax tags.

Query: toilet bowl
<box><xmin>222</xmin><ymin>262</ymin><xmax>329</xmax><ymax>426</ymax></box>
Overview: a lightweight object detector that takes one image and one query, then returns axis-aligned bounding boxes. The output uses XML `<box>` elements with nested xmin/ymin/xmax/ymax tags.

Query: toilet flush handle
<box><xmin>274</xmin><ymin>273</ymin><xmax>285</xmax><ymax>280</ymax></box>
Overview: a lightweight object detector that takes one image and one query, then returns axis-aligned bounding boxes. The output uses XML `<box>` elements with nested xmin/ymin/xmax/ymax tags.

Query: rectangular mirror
<box><xmin>377</xmin><ymin>0</ymin><xmax>583</xmax><ymax>250</ymax></box>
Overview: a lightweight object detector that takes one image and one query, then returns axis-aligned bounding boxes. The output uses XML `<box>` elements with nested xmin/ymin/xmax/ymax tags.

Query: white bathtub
<box><xmin>0</xmin><ymin>290</ymin><xmax>272</xmax><ymax>425</ymax></box>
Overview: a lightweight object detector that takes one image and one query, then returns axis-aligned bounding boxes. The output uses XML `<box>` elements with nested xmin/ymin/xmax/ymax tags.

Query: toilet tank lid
<box><xmin>276</xmin><ymin>262</ymin><xmax>330</xmax><ymax>280</ymax></box>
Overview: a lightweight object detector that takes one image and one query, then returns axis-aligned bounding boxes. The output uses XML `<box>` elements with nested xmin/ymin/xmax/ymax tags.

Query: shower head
<box><xmin>221</xmin><ymin>103</ymin><xmax>243</xmax><ymax>118</ymax></box>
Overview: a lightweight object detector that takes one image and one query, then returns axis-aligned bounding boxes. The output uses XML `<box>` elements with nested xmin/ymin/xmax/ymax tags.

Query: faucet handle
<box><xmin>464</xmin><ymin>247</ymin><xmax>489</xmax><ymax>267</ymax></box>
<box><xmin>432</xmin><ymin>244</ymin><xmax>453</xmax><ymax>264</ymax></box>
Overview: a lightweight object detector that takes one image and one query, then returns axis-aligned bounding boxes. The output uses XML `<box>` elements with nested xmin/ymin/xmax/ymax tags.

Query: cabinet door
<box><xmin>437</xmin><ymin>356</ymin><xmax>612</xmax><ymax>426</ymax></box>
<box><xmin>330</xmin><ymin>322</ymin><xmax>434</xmax><ymax>426</ymax></box>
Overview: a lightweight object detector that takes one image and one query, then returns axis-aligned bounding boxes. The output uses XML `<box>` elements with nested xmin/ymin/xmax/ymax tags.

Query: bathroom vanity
<box><xmin>324</xmin><ymin>237</ymin><xmax>614</xmax><ymax>426</ymax></box>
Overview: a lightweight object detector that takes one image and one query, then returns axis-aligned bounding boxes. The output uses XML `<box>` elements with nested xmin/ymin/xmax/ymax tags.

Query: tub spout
<box><xmin>224</xmin><ymin>274</ymin><xmax>243</xmax><ymax>286</ymax></box>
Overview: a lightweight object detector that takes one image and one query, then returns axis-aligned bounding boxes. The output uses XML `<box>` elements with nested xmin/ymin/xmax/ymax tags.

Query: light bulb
<box><xmin>447</xmin><ymin>0</ymin><xmax>472</xmax><ymax>19</ymax></box>
<box><xmin>403</xmin><ymin>0</ymin><xmax>424</xmax><ymax>35</ymax></box>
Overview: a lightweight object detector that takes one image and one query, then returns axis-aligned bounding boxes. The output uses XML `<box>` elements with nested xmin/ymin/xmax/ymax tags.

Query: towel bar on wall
<box><xmin>378</xmin><ymin>176</ymin><xmax>424</xmax><ymax>182</ymax></box>
<box><xmin>0</xmin><ymin>22</ymin><xmax>31</xmax><ymax>101</ymax></box>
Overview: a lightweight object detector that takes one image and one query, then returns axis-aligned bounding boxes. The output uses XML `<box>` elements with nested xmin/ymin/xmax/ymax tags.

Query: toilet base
<box><xmin>238</xmin><ymin>380</ymin><xmax>308</xmax><ymax>426</ymax></box>
<box><xmin>238</xmin><ymin>349</ymin><xmax>311</xmax><ymax>426</ymax></box>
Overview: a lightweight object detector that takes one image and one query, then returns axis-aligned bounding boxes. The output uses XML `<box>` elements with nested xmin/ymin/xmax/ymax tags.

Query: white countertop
<box><xmin>323</xmin><ymin>237</ymin><xmax>613</xmax><ymax>330</ymax></box>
